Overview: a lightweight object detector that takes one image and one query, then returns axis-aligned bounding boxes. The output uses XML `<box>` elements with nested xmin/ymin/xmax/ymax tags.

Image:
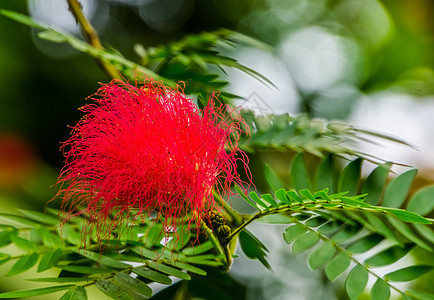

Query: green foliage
<box><xmin>240</xmin><ymin>112</ymin><xmax>411</xmax><ymax>159</ymax></box>
<box><xmin>0</xmin><ymin>208</ymin><xmax>218</xmax><ymax>299</ymax></box>
<box><xmin>139</xmin><ymin>28</ymin><xmax>274</xmax><ymax>105</ymax></box>
<box><xmin>0</xmin><ymin>10</ymin><xmax>273</xmax><ymax>106</ymax></box>
<box><xmin>0</xmin><ymin>285</ymin><xmax>74</xmax><ymax>299</ymax></box>
<box><xmin>233</xmin><ymin>155</ymin><xmax>434</xmax><ymax>299</ymax></box>
<box><xmin>1</xmin><ymin>7</ymin><xmax>433</xmax><ymax>300</ymax></box>
<box><xmin>239</xmin><ymin>230</ymin><xmax>270</xmax><ymax>269</ymax></box>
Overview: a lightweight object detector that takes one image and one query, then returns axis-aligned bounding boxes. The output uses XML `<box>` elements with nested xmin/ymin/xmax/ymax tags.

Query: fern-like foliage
<box><xmin>0</xmin><ymin>10</ymin><xmax>272</xmax><ymax>106</ymax></box>
<box><xmin>137</xmin><ymin>29</ymin><xmax>274</xmax><ymax>105</ymax></box>
<box><xmin>0</xmin><ymin>9</ymin><xmax>414</xmax><ymax>163</ymax></box>
<box><xmin>241</xmin><ymin>112</ymin><xmax>413</xmax><ymax>161</ymax></box>
<box><xmin>0</xmin><ymin>209</ymin><xmax>222</xmax><ymax>299</ymax></box>
<box><xmin>1</xmin><ymin>8</ymin><xmax>433</xmax><ymax>300</ymax></box>
<box><xmin>235</xmin><ymin>155</ymin><xmax>434</xmax><ymax>300</ymax></box>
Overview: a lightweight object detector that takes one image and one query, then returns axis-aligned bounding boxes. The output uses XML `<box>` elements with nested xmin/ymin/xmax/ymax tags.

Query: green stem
<box><xmin>225</xmin><ymin>201</ymin><xmax>403</xmax><ymax>244</ymax></box>
<box><xmin>66</xmin><ymin>0</ymin><xmax>120</xmax><ymax>79</ymax></box>
<box><xmin>226</xmin><ymin>206</ymin><xmax>293</xmax><ymax>242</ymax></box>
<box><xmin>222</xmin><ymin>244</ymin><xmax>232</xmax><ymax>272</ymax></box>
<box><xmin>200</xmin><ymin>220</ymin><xmax>224</xmax><ymax>258</ymax></box>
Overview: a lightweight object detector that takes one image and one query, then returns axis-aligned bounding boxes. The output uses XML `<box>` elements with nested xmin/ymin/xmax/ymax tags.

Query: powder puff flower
<box><xmin>57</xmin><ymin>79</ymin><xmax>250</xmax><ymax>242</ymax></box>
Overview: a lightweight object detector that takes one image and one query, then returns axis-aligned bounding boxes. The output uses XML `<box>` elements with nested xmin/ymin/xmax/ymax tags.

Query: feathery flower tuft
<box><xmin>57</xmin><ymin>79</ymin><xmax>250</xmax><ymax>244</ymax></box>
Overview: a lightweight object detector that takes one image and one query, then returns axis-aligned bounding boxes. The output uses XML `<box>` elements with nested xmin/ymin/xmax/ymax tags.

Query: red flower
<box><xmin>57</xmin><ymin>79</ymin><xmax>250</xmax><ymax>242</ymax></box>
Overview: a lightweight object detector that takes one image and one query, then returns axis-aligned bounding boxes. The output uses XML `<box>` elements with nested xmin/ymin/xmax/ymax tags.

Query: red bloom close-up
<box><xmin>57</xmin><ymin>79</ymin><xmax>250</xmax><ymax>241</ymax></box>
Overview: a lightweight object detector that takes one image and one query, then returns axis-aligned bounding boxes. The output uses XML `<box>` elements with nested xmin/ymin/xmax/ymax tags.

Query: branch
<box><xmin>66</xmin><ymin>0</ymin><xmax>120</xmax><ymax>79</ymax></box>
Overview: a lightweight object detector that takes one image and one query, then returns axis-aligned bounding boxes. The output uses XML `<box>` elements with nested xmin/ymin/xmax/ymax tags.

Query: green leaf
<box><xmin>291</xmin><ymin>154</ymin><xmax>311</xmax><ymax>191</ymax></box>
<box><xmin>371</xmin><ymin>278</ymin><xmax>390</xmax><ymax>300</ymax></box>
<box><xmin>283</xmin><ymin>224</ymin><xmax>306</xmax><ymax>244</ymax></box>
<box><xmin>256</xmin><ymin>214</ymin><xmax>293</xmax><ymax>224</ymax></box>
<box><xmin>182</xmin><ymin>240</ymin><xmax>214</xmax><ymax>256</ymax></box>
<box><xmin>37</xmin><ymin>30</ymin><xmax>68</xmax><ymax>43</ymax></box>
<box><xmin>338</xmin><ymin>158</ymin><xmax>362</xmax><ymax>195</ymax></box>
<box><xmin>365</xmin><ymin>244</ymin><xmax>414</xmax><ymax>267</ymax></box>
<box><xmin>59</xmin><ymin>286</ymin><xmax>87</xmax><ymax>300</ymax></box>
<box><xmin>11</xmin><ymin>235</ymin><xmax>38</xmax><ymax>252</ymax></box>
<box><xmin>0</xmin><ymin>213</ymin><xmax>40</xmax><ymax>227</ymax></box>
<box><xmin>345</xmin><ymin>265</ymin><xmax>368</xmax><ymax>300</ymax></box>
<box><xmin>114</xmin><ymin>272</ymin><xmax>152</xmax><ymax>297</ymax></box>
<box><xmin>299</xmin><ymin>189</ymin><xmax>316</xmax><ymax>201</ymax></box>
<box><xmin>166</xmin><ymin>229</ymin><xmax>190</xmax><ymax>250</ymax></box>
<box><xmin>179</xmin><ymin>254</ymin><xmax>223</xmax><ymax>266</ymax></box>
<box><xmin>347</xmin><ymin>233</ymin><xmax>383</xmax><ymax>254</ymax></box>
<box><xmin>249</xmin><ymin>191</ymin><xmax>269</xmax><ymax>209</ymax></box>
<box><xmin>38</xmin><ymin>248</ymin><xmax>63</xmax><ymax>272</ymax></box>
<box><xmin>292</xmin><ymin>231</ymin><xmax>319</xmax><ymax>253</ymax></box>
<box><xmin>264</xmin><ymin>164</ymin><xmax>284</xmax><ymax>191</ymax></box>
<box><xmin>0</xmin><ymin>9</ymin><xmax>47</xmax><ymax>30</ymax></box>
<box><xmin>38</xmin><ymin>226</ymin><xmax>64</xmax><ymax>248</ymax></box>
<box><xmin>6</xmin><ymin>252</ymin><xmax>39</xmax><ymax>276</ymax></box>
<box><xmin>167</xmin><ymin>261</ymin><xmax>206</xmax><ymax>276</ymax></box>
<box><xmin>27</xmin><ymin>277</ymin><xmax>93</xmax><ymax>283</ymax></box>
<box><xmin>384</xmin><ymin>208</ymin><xmax>431</xmax><ymax>224</ymax></box>
<box><xmin>239</xmin><ymin>230</ymin><xmax>270</xmax><ymax>269</ymax></box>
<box><xmin>63</xmin><ymin>225</ymin><xmax>81</xmax><ymax>245</ymax></box>
<box><xmin>407</xmin><ymin>185</ymin><xmax>434</xmax><ymax>216</ymax></box>
<box><xmin>386</xmin><ymin>216</ymin><xmax>431</xmax><ymax>251</ymax></box>
<box><xmin>234</xmin><ymin>184</ymin><xmax>258</xmax><ymax>210</ymax></box>
<box><xmin>73</xmin><ymin>249</ymin><xmax>129</xmax><ymax>269</ymax></box>
<box><xmin>317</xmin><ymin>221</ymin><xmax>341</xmax><ymax>235</ymax></box>
<box><xmin>286</xmin><ymin>190</ymin><xmax>302</xmax><ymax>203</ymax></box>
<box><xmin>0</xmin><ymin>285</ymin><xmax>73</xmax><ymax>299</ymax></box>
<box><xmin>132</xmin><ymin>266</ymin><xmax>172</xmax><ymax>285</ymax></box>
<box><xmin>308</xmin><ymin>242</ymin><xmax>336</xmax><ymax>270</ymax></box>
<box><xmin>386</xmin><ymin>265</ymin><xmax>433</xmax><ymax>282</ymax></box>
<box><xmin>331</xmin><ymin>225</ymin><xmax>361</xmax><ymax>244</ymax></box>
<box><xmin>0</xmin><ymin>253</ymin><xmax>10</xmax><ymax>266</ymax></box>
<box><xmin>148</xmin><ymin>262</ymin><xmax>191</xmax><ymax>280</ymax></box>
<box><xmin>19</xmin><ymin>209</ymin><xmax>59</xmax><ymax>225</ymax></box>
<box><xmin>406</xmin><ymin>290</ymin><xmax>434</xmax><ymax>300</ymax></box>
<box><xmin>261</xmin><ymin>194</ymin><xmax>279</xmax><ymax>207</ymax></box>
<box><xmin>0</xmin><ymin>226</ymin><xmax>16</xmax><ymax>247</ymax></box>
<box><xmin>275</xmin><ymin>188</ymin><xmax>291</xmax><ymax>205</ymax></box>
<box><xmin>325</xmin><ymin>252</ymin><xmax>351</xmax><ymax>281</ymax></box>
<box><xmin>95</xmin><ymin>279</ymin><xmax>131</xmax><ymax>300</ymax></box>
<box><xmin>315</xmin><ymin>155</ymin><xmax>335</xmax><ymax>192</ymax></box>
<box><xmin>130</xmin><ymin>247</ymin><xmax>160</xmax><ymax>260</ymax></box>
<box><xmin>144</xmin><ymin>223</ymin><xmax>164</xmax><ymax>248</ymax></box>
<box><xmin>383</xmin><ymin>169</ymin><xmax>417</xmax><ymax>208</ymax></box>
<box><xmin>362</xmin><ymin>162</ymin><xmax>391</xmax><ymax>205</ymax></box>
<box><xmin>58</xmin><ymin>265</ymin><xmax>115</xmax><ymax>274</ymax></box>
<box><xmin>305</xmin><ymin>216</ymin><xmax>327</xmax><ymax>227</ymax></box>
<box><xmin>413</xmin><ymin>223</ymin><xmax>434</xmax><ymax>244</ymax></box>
<box><xmin>364</xmin><ymin>213</ymin><xmax>401</xmax><ymax>245</ymax></box>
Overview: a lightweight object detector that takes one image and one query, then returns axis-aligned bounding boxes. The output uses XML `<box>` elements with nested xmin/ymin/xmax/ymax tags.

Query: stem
<box><xmin>66</xmin><ymin>0</ymin><xmax>120</xmax><ymax>79</ymax></box>
<box><xmin>225</xmin><ymin>201</ymin><xmax>397</xmax><ymax>243</ymax></box>
<box><xmin>200</xmin><ymin>219</ymin><xmax>235</xmax><ymax>271</ymax></box>
<box><xmin>200</xmin><ymin>220</ymin><xmax>224</xmax><ymax>258</ymax></box>
<box><xmin>226</xmin><ymin>206</ymin><xmax>293</xmax><ymax>242</ymax></box>
<box><xmin>222</xmin><ymin>244</ymin><xmax>232</xmax><ymax>272</ymax></box>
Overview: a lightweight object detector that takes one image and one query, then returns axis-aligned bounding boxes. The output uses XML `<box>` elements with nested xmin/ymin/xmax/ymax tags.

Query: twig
<box><xmin>200</xmin><ymin>220</ymin><xmax>224</xmax><ymax>257</ymax></box>
<box><xmin>222</xmin><ymin>244</ymin><xmax>232</xmax><ymax>272</ymax></box>
<box><xmin>66</xmin><ymin>0</ymin><xmax>120</xmax><ymax>79</ymax></box>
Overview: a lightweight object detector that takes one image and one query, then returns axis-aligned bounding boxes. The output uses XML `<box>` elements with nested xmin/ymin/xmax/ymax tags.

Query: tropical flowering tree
<box><xmin>0</xmin><ymin>1</ymin><xmax>433</xmax><ymax>299</ymax></box>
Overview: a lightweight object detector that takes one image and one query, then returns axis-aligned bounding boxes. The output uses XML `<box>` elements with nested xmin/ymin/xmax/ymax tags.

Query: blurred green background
<box><xmin>0</xmin><ymin>0</ymin><xmax>433</xmax><ymax>299</ymax></box>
